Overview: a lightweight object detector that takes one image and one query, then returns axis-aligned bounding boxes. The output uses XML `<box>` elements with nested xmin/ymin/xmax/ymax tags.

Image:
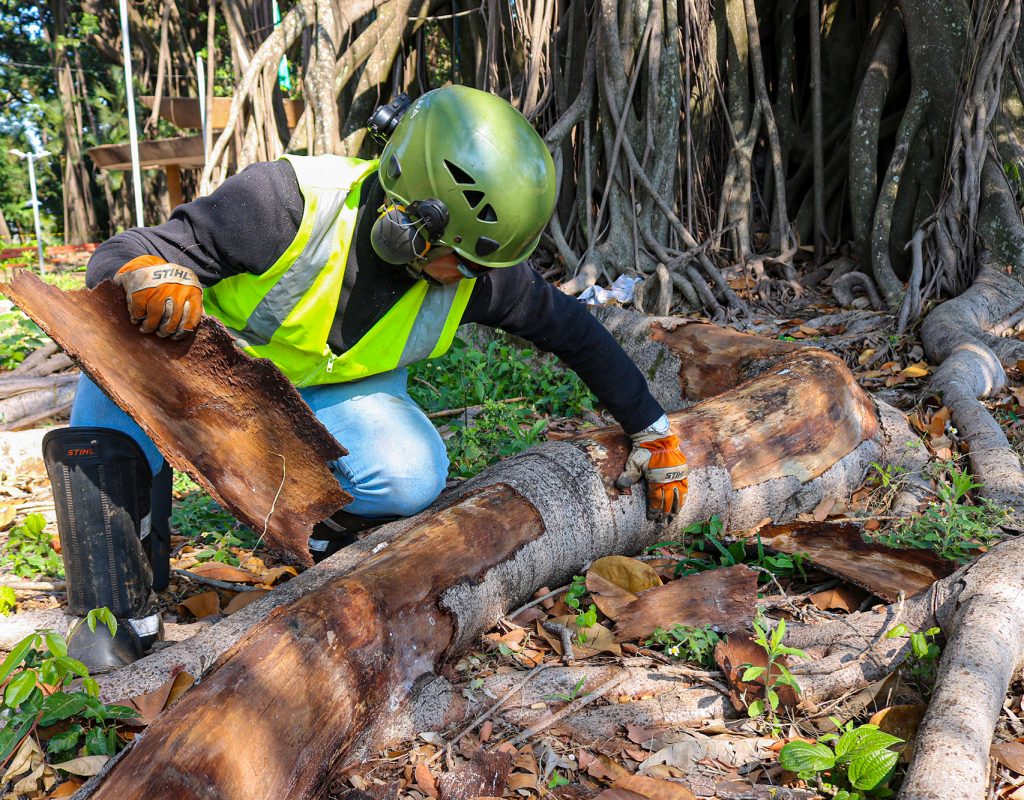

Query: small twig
<box><xmin>427</xmin><ymin>396</ymin><xmax>527</xmax><ymax>420</ymax></box>
<box><xmin>172</xmin><ymin>568</ymin><xmax>262</xmax><ymax>593</ymax></box>
<box><xmin>541</xmin><ymin>621</ymin><xmax>575</xmax><ymax>664</ymax></box>
<box><xmin>505</xmin><ymin>585</ymin><xmax>571</xmax><ymax>620</ymax></box>
<box><xmin>507</xmin><ymin>673</ymin><xmax>627</xmax><ymax>746</ymax></box>
<box><xmin>433</xmin><ymin>662</ymin><xmax>556</xmax><ymax>764</ymax></box>
<box><xmin>746</xmin><ymin>565</ymin><xmax>802</xmax><ymax>617</ymax></box>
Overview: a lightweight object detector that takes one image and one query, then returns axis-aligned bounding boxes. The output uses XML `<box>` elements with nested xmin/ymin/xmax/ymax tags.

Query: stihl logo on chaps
<box><xmin>66</xmin><ymin>447</ymin><xmax>97</xmax><ymax>458</ymax></box>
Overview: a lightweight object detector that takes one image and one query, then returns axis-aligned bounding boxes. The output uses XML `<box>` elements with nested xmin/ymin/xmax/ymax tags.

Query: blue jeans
<box><xmin>69</xmin><ymin>369</ymin><xmax>449</xmax><ymax>518</ymax></box>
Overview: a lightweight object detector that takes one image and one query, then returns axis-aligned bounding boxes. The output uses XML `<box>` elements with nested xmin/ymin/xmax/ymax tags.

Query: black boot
<box><xmin>43</xmin><ymin>428</ymin><xmax>165</xmax><ymax>673</ymax></box>
<box><xmin>308</xmin><ymin>510</ymin><xmax>397</xmax><ymax>563</ymax></box>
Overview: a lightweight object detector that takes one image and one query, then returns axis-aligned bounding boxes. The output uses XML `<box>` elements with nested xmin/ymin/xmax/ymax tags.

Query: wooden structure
<box><xmin>86</xmin><ymin>97</ymin><xmax>303</xmax><ymax>209</ymax></box>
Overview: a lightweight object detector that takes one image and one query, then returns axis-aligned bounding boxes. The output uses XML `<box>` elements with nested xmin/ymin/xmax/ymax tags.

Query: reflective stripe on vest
<box><xmin>203</xmin><ymin>154</ymin><xmax>475</xmax><ymax>387</ymax></box>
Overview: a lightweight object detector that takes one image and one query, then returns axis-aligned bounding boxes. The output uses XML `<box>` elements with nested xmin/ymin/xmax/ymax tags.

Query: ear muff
<box><xmin>370</xmin><ymin>204</ymin><xmax>431</xmax><ymax>265</ymax></box>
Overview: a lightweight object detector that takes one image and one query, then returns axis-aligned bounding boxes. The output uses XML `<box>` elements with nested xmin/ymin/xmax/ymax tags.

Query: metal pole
<box><xmin>197</xmin><ymin>56</ymin><xmax>209</xmax><ymax>167</ymax></box>
<box><xmin>26</xmin><ymin>154</ymin><xmax>45</xmax><ymax>275</ymax></box>
<box><xmin>9</xmin><ymin>149</ymin><xmax>49</xmax><ymax>275</ymax></box>
<box><xmin>119</xmin><ymin>0</ymin><xmax>144</xmax><ymax>227</ymax></box>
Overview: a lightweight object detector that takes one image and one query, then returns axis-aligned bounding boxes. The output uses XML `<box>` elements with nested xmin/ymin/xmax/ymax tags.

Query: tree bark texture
<box><xmin>0</xmin><ymin>271</ymin><xmax>348</xmax><ymax>563</ymax></box>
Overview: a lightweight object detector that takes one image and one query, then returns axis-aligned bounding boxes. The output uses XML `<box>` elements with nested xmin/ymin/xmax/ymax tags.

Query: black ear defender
<box><xmin>367</xmin><ymin>93</ymin><xmax>413</xmax><ymax>144</ymax></box>
<box><xmin>370</xmin><ymin>198</ymin><xmax>450</xmax><ymax>268</ymax></box>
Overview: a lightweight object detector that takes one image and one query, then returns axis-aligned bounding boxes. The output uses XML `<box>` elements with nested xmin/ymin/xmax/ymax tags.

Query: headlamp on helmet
<box><xmin>367</xmin><ymin>93</ymin><xmax>412</xmax><ymax>144</ymax></box>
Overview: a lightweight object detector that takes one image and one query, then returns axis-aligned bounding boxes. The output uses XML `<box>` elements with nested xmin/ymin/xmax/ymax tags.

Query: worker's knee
<box><xmin>334</xmin><ymin>435</ymin><xmax>449</xmax><ymax>518</ymax></box>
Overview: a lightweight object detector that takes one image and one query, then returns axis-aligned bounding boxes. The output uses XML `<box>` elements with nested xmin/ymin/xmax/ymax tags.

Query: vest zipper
<box><xmin>326</xmin><ymin>353</ymin><xmax>336</xmax><ymax>373</ymax></box>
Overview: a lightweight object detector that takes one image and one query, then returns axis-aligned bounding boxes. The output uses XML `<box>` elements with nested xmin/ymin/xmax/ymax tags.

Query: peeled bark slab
<box><xmin>0</xmin><ymin>270</ymin><xmax>348</xmax><ymax>563</ymax></box>
<box><xmin>613</xmin><ymin>565</ymin><xmax>757</xmax><ymax>642</ymax></box>
<box><xmin>81</xmin><ymin>323</ymin><xmax>883</xmax><ymax>799</ymax></box>
<box><xmin>754</xmin><ymin>522</ymin><xmax>955</xmax><ymax>602</ymax></box>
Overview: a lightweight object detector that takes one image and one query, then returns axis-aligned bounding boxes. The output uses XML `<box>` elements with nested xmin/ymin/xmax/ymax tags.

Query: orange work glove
<box><xmin>113</xmin><ymin>255</ymin><xmax>203</xmax><ymax>339</ymax></box>
<box><xmin>615</xmin><ymin>429</ymin><xmax>689</xmax><ymax>522</ymax></box>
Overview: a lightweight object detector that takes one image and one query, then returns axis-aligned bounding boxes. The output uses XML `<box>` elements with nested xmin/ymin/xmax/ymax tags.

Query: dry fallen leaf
<box><xmin>223</xmin><ymin>589</ymin><xmax>270</xmax><ymax>614</ymax></box>
<box><xmin>991</xmin><ymin>741</ymin><xmax>1024</xmax><ymax>774</ymax></box>
<box><xmin>587</xmin><ymin>555</ymin><xmax>663</xmax><ymax>593</ymax></box>
<box><xmin>115</xmin><ymin>670</ymin><xmax>195</xmax><ymax>726</ymax></box>
<box><xmin>613</xmin><ymin>773</ymin><xmax>699</xmax><ymax>800</ymax></box>
<box><xmin>258</xmin><ymin>565</ymin><xmax>298</xmax><ymax>586</ymax></box>
<box><xmin>927</xmin><ymin>406</ymin><xmax>951</xmax><ymax>438</ymax></box>
<box><xmin>186</xmin><ymin>562</ymin><xmax>256</xmax><ymax>583</ymax></box>
<box><xmin>55</xmin><ymin>755</ymin><xmax>109</xmax><ymax>777</ymax></box>
<box><xmin>414</xmin><ymin>764</ymin><xmax>439</xmax><ymax>798</ymax></box>
<box><xmin>901</xmin><ymin>363</ymin><xmax>930</xmax><ymax>378</ymax></box>
<box><xmin>586</xmin><ymin>754</ymin><xmax>631</xmax><ymax>783</ymax></box>
<box><xmin>0</xmin><ymin>503</ymin><xmax>18</xmax><ymax>531</ymax></box>
<box><xmin>47</xmin><ymin>779</ymin><xmax>83</xmax><ymax>798</ymax></box>
<box><xmin>627</xmin><ymin>724</ymin><xmax>669</xmax><ymax>748</ymax></box>
<box><xmin>714</xmin><ymin>634</ymin><xmax>798</xmax><ymax>713</ymax></box>
<box><xmin>177</xmin><ymin>590</ymin><xmax>221</xmax><ymax>618</ymax></box>
<box><xmin>809</xmin><ymin>585</ymin><xmax>868</xmax><ymax>613</ymax></box>
<box><xmin>586</xmin><ymin>572</ymin><xmax>638</xmax><ymax>621</ymax></box>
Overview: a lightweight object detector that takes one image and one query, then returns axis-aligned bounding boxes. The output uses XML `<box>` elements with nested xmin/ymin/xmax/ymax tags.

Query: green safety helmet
<box><xmin>376</xmin><ymin>86</ymin><xmax>557</xmax><ymax>269</ymax></box>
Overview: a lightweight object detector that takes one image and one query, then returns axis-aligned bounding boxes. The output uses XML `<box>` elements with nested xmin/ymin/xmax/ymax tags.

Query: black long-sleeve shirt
<box><xmin>88</xmin><ymin>160</ymin><xmax>664</xmax><ymax>434</ymax></box>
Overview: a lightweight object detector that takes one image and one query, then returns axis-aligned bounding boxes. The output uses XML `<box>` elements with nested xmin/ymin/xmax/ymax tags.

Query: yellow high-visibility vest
<box><xmin>204</xmin><ymin>154</ymin><xmax>476</xmax><ymax>387</ymax></box>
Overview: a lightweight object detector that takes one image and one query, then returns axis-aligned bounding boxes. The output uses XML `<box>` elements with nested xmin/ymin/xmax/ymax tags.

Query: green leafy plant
<box><xmin>0</xmin><ymin>620</ymin><xmax>139</xmax><ymax>766</ymax></box>
<box><xmin>562</xmin><ymin>574</ymin><xmax>597</xmax><ymax>643</ymax></box>
<box><xmin>866</xmin><ymin>461</ymin><xmax>908</xmax><ymax>510</ymax></box>
<box><xmin>544</xmin><ymin>677</ymin><xmax>587</xmax><ymax>703</ymax></box>
<box><xmin>779</xmin><ymin>721</ymin><xmax>904</xmax><ymax>796</ymax></box>
<box><xmin>647</xmin><ymin>515</ymin><xmax>808</xmax><ymax>582</ymax></box>
<box><xmin>0</xmin><ymin>308</ymin><xmax>47</xmax><ymax>371</ymax></box>
<box><xmin>408</xmin><ymin>336</ymin><xmax>596</xmax><ymax>477</ymax></box>
<box><xmin>645</xmin><ymin>624</ymin><xmax>722</xmax><ymax>668</ymax></box>
<box><xmin>876</xmin><ymin>459</ymin><xmax>1006</xmax><ymax>562</ymax></box>
<box><xmin>171</xmin><ymin>472</ymin><xmax>256</xmax><ymax>564</ymax></box>
<box><xmin>887</xmin><ymin>624</ymin><xmax>942</xmax><ymax>693</ymax></box>
<box><xmin>741</xmin><ymin>618</ymin><xmax>806</xmax><ymax>727</ymax></box>
<box><xmin>1</xmin><ymin>513</ymin><xmax>63</xmax><ymax>579</ymax></box>
<box><xmin>547</xmin><ymin>771</ymin><xmax>570</xmax><ymax>789</ymax></box>
<box><xmin>0</xmin><ymin>586</ymin><xmax>15</xmax><ymax>616</ymax></box>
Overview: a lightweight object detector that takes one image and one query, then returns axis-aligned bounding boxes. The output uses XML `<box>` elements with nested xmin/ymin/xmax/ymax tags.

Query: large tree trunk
<box><xmin>78</xmin><ymin>319</ymin><xmax>890</xmax><ymax>799</ymax></box>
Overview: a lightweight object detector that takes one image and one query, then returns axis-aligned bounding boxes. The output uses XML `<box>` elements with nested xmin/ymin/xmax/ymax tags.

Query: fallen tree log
<box><xmin>79</xmin><ymin>324</ymin><xmax>890</xmax><ymax>799</ymax></box>
<box><xmin>0</xmin><ymin>372</ymin><xmax>78</xmax><ymax>400</ymax></box>
<box><xmin>0</xmin><ymin>381</ymin><xmax>76</xmax><ymax>431</ymax></box>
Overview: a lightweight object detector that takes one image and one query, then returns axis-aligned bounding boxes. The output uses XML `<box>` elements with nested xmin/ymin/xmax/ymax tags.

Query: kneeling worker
<box><xmin>42</xmin><ymin>86</ymin><xmax>688</xmax><ymax>671</ymax></box>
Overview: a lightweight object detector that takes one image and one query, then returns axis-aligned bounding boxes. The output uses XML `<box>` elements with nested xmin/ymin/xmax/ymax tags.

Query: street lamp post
<box><xmin>9</xmin><ymin>148</ymin><xmax>50</xmax><ymax>275</ymax></box>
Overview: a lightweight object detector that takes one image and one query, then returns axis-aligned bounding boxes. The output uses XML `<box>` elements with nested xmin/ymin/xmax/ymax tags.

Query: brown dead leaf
<box><xmin>586</xmin><ymin>754</ymin><xmax>631</xmax><ymax>783</ymax></box>
<box><xmin>54</xmin><ymin>755</ymin><xmax>108</xmax><ymax>777</ymax></box>
<box><xmin>992</xmin><ymin>741</ymin><xmax>1024</xmax><ymax>774</ymax></box>
<box><xmin>714</xmin><ymin>635</ymin><xmax>797</xmax><ymax>713</ymax></box>
<box><xmin>115</xmin><ymin>670</ymin><xmax>195</xmax><ymax>726</ymax></box>
<box><xmin>595</xmin><ymin>790</ymin><xmax>648</xmax><ymax>800</ymax></box>
<box><xmin>869</xmin><ymin>704</ymin><xmax>925</xmax><ymax>762</ymax></box>
<box><xmin>864</xmin><ymin>518</ymin><xmax>881</xmax><ymax>531</ymax></box>
<box><xmin>258</xmin><ymin>565</ymin><xmax>298</xmax><ymax>586</ymax></box>
<box><xmin>0</xmin><ymin>503</ymin><xmax>18</xmax><ymax>531</ymax></box>
<box><xmin>809</xmin><ymin>585</ymin><xmax>868</xmax><ymax>613</ymax></box>
<box><xmin>627</xmin><ymin>724</ymin><xmax>669</xmax><ymax>748</ymax></box>
<box><xmin>613</xmin><ymin>774</ymin><xmax>698</xmax><ymax>800</ymax></box>
<box><xmin>177</xmin><ymin>590</ymin><xmax>221</xmax><ymax>619</ymax></box>
<box><xmin>506</xmin><ymin>773</ymin><xmax>539</xmax><ymax>791</ymax></box>
<box><xmin>811</xmin><ymin>496</ymin><xmax>836</xmax><ymax>522</ymax></box>
<box><xmin>48</xmin><ymin>779</ymin><xmax>84</xmax><ymax>797</ymax></box>
<box><xmin>901</xmin><ymin>363</ymin><xmax>930</xmax><ymax>379</ymax></box>
<box><xmin>586</xmin><ymin>572</ymin><xmax>638</xmax><ymax>621</ymax></box>
<box><xmin>588</xmin><ymin>555</ymin><xmax>662</xmax><ymax>593</ymax></box>
<box><xmin>537</xmin><ymin>616</ymin><xmax>621</xmax><ymax>658</ymax></box>
<box><xmin>614</xmin><ymin>565</ymin><xmax>757</xmax><ymax>642</ymax></box>
<box><xmin>479</xmin><ymin>720</ymin><xmax>493</xmax><ymax>743</ymax></box>
<box><xmin>186</xmin><ymin>562</ymin><xmax>255</xmax><ymax>583</ymax></box>
<box><xmin>414</xmin><ymin>764</ymin><xmax>439</xmax><ymax>798</ymax></box>
<box><xmin>927</xmin><ymin>407</ymin><xmax>951</xmax><ymax>438</ymax></box>
<box><xmin>223</xmin><ymin>589</ymin><xmax>270</xmax><ymax>614</ymax></box>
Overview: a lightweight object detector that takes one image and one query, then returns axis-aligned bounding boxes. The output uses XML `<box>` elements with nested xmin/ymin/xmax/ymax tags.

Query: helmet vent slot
<box><xmin>477</xmin><ymin>204</ymin><xmax>498</xmax><ymax>222</ymax></box>
<box><xmin>444</xmin><ymin>160</ymin><xmax>476</xmax><ymax>185</ymax></box>
<box><xmin>475</xmin><ymin>236</ymin><xmax>500</xmax><ymax>257</ymax></box>
<box><xmin>463</xmin><ymin>189</ymin><xmax>485</xmax><ymax>208</ymax></box>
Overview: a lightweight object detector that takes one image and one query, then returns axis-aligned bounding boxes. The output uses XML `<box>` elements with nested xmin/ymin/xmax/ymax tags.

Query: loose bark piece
<box><xmin>754</xmin><ymin>522</ymin><xmax>955</xmax><ymax>602</ymax></box>
<box><xmin>435</xmin><ymin>751</ymin><xmax>513</xmax><ymax>800</ymax></box>
<box><xmin>613</xmin><ymin>565</ymin><xmax>758</xmax><ymax>642</ymax></box>
<box><xmin>0</xmin><ymin>271</ymin><xmax>349</xmax><ymax>563</ymax></box>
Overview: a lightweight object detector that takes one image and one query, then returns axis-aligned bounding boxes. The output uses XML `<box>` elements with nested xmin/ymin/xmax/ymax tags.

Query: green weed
<box><xmin>876</xmin><ymin>459</ymin><xmax>1007</xmax><ymax>562</ymax></box>
<box><xmin>780</xmin><ymin>719</ymin><xmax>903</xmax><ymax>797</ymax></box>
<box><xmin>562</xmin><ymin>574</ymin><xmax>598</xmax><ymax>642</ymax></box>
<box><xmin>741</xmin><ymin>617</ymin><xmax>806</xmax><ymax>730</ymax></box>
<box><xmin>171</xmin><ymin>472</ymin><xmax>256</xmax><ymax>565</ymax></box>
<box><xmin>0</xmin><ymin>617</ymin><xmax>139</xmax><ymax>765</ymax></box>
<box><xmin>0</xmin><ymin>308</ymin><xmax>46</xmax><ymax>371</ymax></box>
<box><xmin>886</xmin><ymin>624</ymin><xmax>942</xmax><ymax>696</ymax></box>
<box><xmin>0</xmin><ymin>586</ymin><xmax>15</xmax><ymax>616</ymax></box>
<box><xmin>544</xmin><ymin>677</ymin><xmax>587</xmax><ymax>703</ymax></box>
<box><xmin>647</xmin><ymin>515</ymin><xmax>808</xmax><ymax>583</ymax></box>
<box><xmin>645</xmin><ymin>624</ymin><xmax>722</xmax><ymax>668</ymax></box>
<box><xmin>409</xmin><ymin>336</ymin><xmax>595</xmax><ymax>477</ymax></box>
<box><xmin>1</xmin><ymin>513</ymin><xmax>63</xmax><ymax>579</ymax></box>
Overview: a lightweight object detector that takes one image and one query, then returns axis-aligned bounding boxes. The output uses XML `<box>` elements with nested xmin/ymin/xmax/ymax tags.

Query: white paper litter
<box><xmin>577</xmin><ymin>274</ymin><xmax>643</xmax><ymax>306</ymax></box>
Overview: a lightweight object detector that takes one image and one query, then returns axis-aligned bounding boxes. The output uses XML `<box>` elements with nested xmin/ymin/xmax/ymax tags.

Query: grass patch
<box><xmin>171</xmin><ymin>472</ymin><xmax>257</xmax><ymax>565</ymax></box>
